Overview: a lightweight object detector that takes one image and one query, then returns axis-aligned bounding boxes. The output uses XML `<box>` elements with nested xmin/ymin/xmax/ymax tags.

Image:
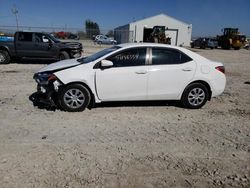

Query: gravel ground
<box><xmin>0</xmin><ymin>41</ymin><xmax>250</xmax><ymax>188</ymax></box>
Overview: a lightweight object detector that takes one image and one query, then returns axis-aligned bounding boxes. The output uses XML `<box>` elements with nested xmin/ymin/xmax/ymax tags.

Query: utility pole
<box><xmin>12</xmin><ymin>5</ymin><xmax>19</xmax><ymax>31</ymax></box>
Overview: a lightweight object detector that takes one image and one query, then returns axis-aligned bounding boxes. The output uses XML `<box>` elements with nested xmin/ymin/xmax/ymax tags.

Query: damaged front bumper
<box><xmin>70</xmin><ymin>49</ymin><xmax>83</xmax><ymax>58</ymax></box>
<box><xmin>33</xmin><ymin>73</ymin><xmax>62</xmax><ymax>107</ymax></box>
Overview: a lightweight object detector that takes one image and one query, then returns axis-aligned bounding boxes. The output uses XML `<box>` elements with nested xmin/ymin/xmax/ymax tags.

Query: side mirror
<box><xmin>101</xmin><ymin>60</ymin><xmax>113</xmax><ymax>69</ymax></box>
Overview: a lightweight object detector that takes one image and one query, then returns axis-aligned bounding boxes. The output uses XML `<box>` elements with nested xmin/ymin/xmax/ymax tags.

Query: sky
<box><xmin>0</xmin><ymin>0</ymin><xmax>250</xmax><ymax>37</ymax></box>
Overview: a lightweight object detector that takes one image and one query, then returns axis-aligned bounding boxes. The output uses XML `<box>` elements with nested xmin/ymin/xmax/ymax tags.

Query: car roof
<box><xmin>117</xmin><ymin>43</ymin><xmax>181</xmax><ymax>49</ymax></box>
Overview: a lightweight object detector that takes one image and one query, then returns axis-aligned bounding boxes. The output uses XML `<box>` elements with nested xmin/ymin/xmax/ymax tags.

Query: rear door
<box><xmin>147</xmin><ymin>47</ymin><xmax>196</xmax><ymax>99</ymax></box>
<box><xmin>15</xmin><ymin>32</ymin><xmax>34</xmax><ymax>57</ymax></box>
<box><xmin>95</xmin><ymin>47</ymin><xmax>148</xmax><ymax>101</ymax></box>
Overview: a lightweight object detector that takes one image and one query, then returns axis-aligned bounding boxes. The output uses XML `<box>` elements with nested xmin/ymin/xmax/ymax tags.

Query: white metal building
<box><xmin>114</xmin><ymin>13</ymin><xmax>192</xmax><ymax>46</ymax></box>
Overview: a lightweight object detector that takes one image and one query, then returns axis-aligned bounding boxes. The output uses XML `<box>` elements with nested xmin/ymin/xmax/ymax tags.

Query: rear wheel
<box><xmin>200</xmin><ymin>43</ymin><xmax>206</xmax><ymax>49</ymax></box>
<box><xmin>59</xmin><ymin>51</ymin><xmax>70</xmax><ymax>60</ymax></box>
<box><xmin>0</xmin><ymin>50</ymin><xmax>10</xmax><ymax>64</ymax></box>
<box><xmin>58</xmin><ymin>84</ymin><xmax>91</xmax><ymax>112</ymax></box>
<box><xmin>181</xmin><ymin>83</ymin><xmax>209</xmax><ymax>109</ymax></box>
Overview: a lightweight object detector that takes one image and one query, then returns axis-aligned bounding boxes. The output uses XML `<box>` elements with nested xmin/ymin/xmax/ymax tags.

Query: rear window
<box><xmin>18</xmin><ymin>33</ymin><xmax>32</xmax><ymax>42</ymax></box>
<box><xmin>152</xmin><ymin>48</ymin><xmax>192</xmax><ymax>65</ymax></box>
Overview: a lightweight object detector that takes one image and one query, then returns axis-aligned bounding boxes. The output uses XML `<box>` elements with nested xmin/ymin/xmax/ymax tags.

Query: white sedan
<box><xmin>33</xmin><ymin>43</ymin><xmax>226</xmax><ymax>112</ymax></box>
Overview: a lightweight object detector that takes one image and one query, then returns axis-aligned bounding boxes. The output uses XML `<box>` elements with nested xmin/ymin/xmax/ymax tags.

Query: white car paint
<box><xmin>38</xmin><ymin>58</ymin><xmax>80</xmax><ymax>73</ymax></box>
<box><xmin>95</xmin><ymin>66</ymin><xmax>148</xmax><ymax>101</ymax></box>
<box><xmin>147</xmin><ymin>60</ymin><xmax>196</xmax><ymax>100</ymax></box>
<box><xmin>36</xmin><ymin>43</ymin><xmax>226</xmax><ymax>105</ymax></box>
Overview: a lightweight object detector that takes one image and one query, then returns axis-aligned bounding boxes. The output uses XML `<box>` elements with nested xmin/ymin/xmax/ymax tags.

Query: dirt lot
<box><xmin>0</xmin><ymin>41</ymin><xmax>250</xmax><ymax>188</ymax></box>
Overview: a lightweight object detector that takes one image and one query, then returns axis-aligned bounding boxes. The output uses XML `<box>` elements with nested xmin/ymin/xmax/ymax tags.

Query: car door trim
<box><xmin>147</xmin><ymin>47</ymin><xmax>152</xmax><ymax>65</ymax></box>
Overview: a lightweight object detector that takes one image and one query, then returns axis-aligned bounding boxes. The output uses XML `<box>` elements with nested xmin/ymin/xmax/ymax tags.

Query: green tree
<box><xmin>85</xmin><ymin>19</ymin><xmax>100</xmax><ymax>39</ymax></box>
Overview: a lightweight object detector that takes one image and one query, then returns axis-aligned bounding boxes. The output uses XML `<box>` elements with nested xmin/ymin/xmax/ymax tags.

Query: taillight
<box><xmin>215</xmin><ymin>66</ymin><xmax>225</xmax><ymax>74</ymax></box>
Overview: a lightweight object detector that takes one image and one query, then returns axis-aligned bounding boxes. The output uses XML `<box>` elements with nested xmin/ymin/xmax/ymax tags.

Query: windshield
<box><xmin>48</xmin><ymin>34</ymin><xmax>61</xmax><ymax>43</ymax></box>
<box><xmin>77</xmin><ymin>46</ymin><xmax>121</xmax><ymax>64</ymax></box>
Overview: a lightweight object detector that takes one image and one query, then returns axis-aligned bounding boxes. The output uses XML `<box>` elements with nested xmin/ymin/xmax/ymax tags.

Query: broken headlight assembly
<box><xmin>34</xmin><ymin>72</ymin><xmax>57</xmax><ymax>85</ymax></box>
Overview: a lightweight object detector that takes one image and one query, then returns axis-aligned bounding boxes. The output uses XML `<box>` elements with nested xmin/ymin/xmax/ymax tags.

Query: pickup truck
<box><xmin>0</xmin><ymin>31</ymin><xmax>83</xmax><ymax>64</ymax></box>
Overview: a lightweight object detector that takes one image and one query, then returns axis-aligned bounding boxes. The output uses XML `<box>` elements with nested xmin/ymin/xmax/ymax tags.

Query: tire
<box><xmin>59</xmin><ymin>51</ymin><xmax>70</xmax><ymax>60</ymax></box>
<box><xmin>200</xmin><ymin>43</ymin><xmax>206</xmax><ymax>49</ymax></box>
<box><xmin>0</xmin><ymin>50</ymin><xmax>11</xmax><ymax>64</ymax></box>
<box><xmin>58</xmin><ymin>84</ymin><xmax>91</xmax><ymax>112</ymax></box>
<box><xmin>234</xmin><ymin>47</ymin><xmax>240</xmax><ymax>50</ymax></box>
<box><xmin>181</xmin><ymin>83</ymin><xmax>209</xmax><ymax>109</ymax></box>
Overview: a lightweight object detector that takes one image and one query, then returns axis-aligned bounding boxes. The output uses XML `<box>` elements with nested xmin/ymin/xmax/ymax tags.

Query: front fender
<box><xmin>0</xmin><ymin>45</ymin><xmax>11</xmax><ymax>54</ymax></box>
<box><xmin>54</xmin><ymin>65</ymin><xmax>100</xmax><ymax>103</ymax></box>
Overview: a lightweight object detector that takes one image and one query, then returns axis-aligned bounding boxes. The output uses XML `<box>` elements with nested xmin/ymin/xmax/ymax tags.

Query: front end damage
<box><xmin>32</xmin><ymin>72</ymin><xmax>62</xmax><ymax>107</ymax></box>
<box><xmin>61</xmin><ymin>42</ymin><xmax>83</xmax><ymax>58</ymax></box>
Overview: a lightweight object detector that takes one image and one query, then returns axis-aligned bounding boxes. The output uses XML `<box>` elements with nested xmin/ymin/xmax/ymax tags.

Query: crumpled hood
<box><xmin>37</xmin><ymin>59</ymin><xmax>80</xmax><ymax>73</ymax></box>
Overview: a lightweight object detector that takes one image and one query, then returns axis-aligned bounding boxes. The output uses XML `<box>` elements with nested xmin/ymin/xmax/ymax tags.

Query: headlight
<box><xmin>34</xmin><ymin>72</ymin><xmax>57</xmax><ymax>85</ymax></box>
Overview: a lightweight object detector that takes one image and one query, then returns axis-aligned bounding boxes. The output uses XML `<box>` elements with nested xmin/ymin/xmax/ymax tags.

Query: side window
<box><xmin>35</xmin><ymin>33</ymin><xmax>49</xmax><ymax>43</ymax></box>
<box><xmin>152</xmin><ymin>48</ymin><xmax>192</xmax><ymax>65</ymax></box>
<box><xmin>18</xmin><ymin>33</ymin><xmax>32</xmax><ymax>42</ymax></box>
<box><xmin>181</xmin><ymin>52</ymin><xmax>192</xmax><ymax>63</ymax></box>
<box><xmin>107</xmin><ymin>48</ymin><xmax>146</xmax><ymax>67</ymax></box>
<box><xmin>35</xmin><ymin>33</ymin><xmax>42</xmax><ymax>43</ymax></box>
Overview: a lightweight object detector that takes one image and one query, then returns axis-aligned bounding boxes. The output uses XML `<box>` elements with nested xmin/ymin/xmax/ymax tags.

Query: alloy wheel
<box><xmin>63</xmin><ymin>88</ymin><xmax>85</xmax><ymax>109</ymax></box>
<box><xmin>188</xmin><ymin>88</ymin><xmax>205</xmax><ymax>106</ymax></box>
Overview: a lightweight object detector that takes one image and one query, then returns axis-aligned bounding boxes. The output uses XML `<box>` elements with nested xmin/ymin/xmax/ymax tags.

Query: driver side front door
<box><xmin>95</xmin><ymin>47</ymin><xmax>148</xmax><ymax>101</ymax></box>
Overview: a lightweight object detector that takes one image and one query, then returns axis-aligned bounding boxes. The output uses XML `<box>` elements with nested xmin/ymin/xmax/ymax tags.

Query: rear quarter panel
<box><xmin>191</xmin><ymin>60</ymin><xmax>226</xmax><ymax>97</ymax></box>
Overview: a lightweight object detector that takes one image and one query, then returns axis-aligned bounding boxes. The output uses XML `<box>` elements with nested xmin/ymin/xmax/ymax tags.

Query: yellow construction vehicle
<box><xmin>217</xmin><ymin>28</ymin><xmax>246</xmax><ymax>50</ymax></box>
<box><xmin>143</xmin><ymin>26</ymin><xmax>171</xmax><ymax>44</ymax></box>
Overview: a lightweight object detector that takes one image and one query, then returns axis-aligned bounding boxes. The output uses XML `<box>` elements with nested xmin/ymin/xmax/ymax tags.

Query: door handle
<box><xmin>135</xmin><ymin>70</ymin><xmax>147</xmax><ymax>74</ymax></box>
<box><xmin>135</xmin><ymin>70</ymin><xmax>148</xmax><ymax>74</ymax></box>
<box><xmin>182</xmin><ymin>67</ymin><xmax>193</xmax><ymax>71</ymax></box>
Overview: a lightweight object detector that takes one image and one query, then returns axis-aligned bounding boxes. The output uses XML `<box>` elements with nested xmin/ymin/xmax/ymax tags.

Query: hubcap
<box><xmin>0</xmin><ymin>54</ymin><xmax>5</xmax><ymax>63</ymax></box>
<box><xmin>188</xmin><ymin>88</ymin><xmax>205</xmax><ymax>106</ymax></box>
<box><xmin>63</xmin><ymin>89</ymin><xmax>85</xmax><ymax>109</ymax></box>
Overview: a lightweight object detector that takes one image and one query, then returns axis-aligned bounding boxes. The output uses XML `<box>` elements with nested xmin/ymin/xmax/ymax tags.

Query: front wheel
<box><xmin>59</xmin><ymin>51</ymin><xmax>70</xmax><ymax>60</ymax></box>
<box><xmin>58</xmin><ymin>84</ymin><xmax>91</xmax><ymax>112</ymax></box>
<box><xmin>0</xmin><ymin>50</ymin><xmax>11</xmax><ymax>64</ymax></box>
<box><xmin>181</xmin><ymin>83</ymin><xmax>209</xmax><ymax>109</ymax></box>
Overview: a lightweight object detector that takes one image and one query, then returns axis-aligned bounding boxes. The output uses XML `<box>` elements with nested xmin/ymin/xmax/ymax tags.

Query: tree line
<box><xmin>83</xmin><ymin>19</ymin><xmax>113</xmax><ymax>39</ymax></box>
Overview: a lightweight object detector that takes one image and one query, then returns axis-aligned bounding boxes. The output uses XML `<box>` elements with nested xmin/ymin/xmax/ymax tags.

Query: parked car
<box><xmin>0</xmin><ymin>35</ymin><xmax>14</xmax><ymax>42</ymax></box>
<box><xmin>95</xmin><ymin>35</ymin><xmax>117</xmax><ymax>45</ymax></box>
<box><xmin>33</xmin><ymin>43</ymin><xmax>226</xmax><ymax>112</ymax></box>
<box><xmin>191</xmin><ymin>38</ymin><xmax>218</xmax><ymax>49</ymax></box>
<box><xmin>68</xmin><ymin>33</ymin><xmax>79</xmax><ymax>40</ymax></box>
<box><xmin>0</xmin><ymin>31</ymin><xmax>83</xmax><ymax>64</ymax></box>
<box><xmin>53</xmin><ymin>32</ymin><xmax>79</xmax><ymax>40</ymax></box>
